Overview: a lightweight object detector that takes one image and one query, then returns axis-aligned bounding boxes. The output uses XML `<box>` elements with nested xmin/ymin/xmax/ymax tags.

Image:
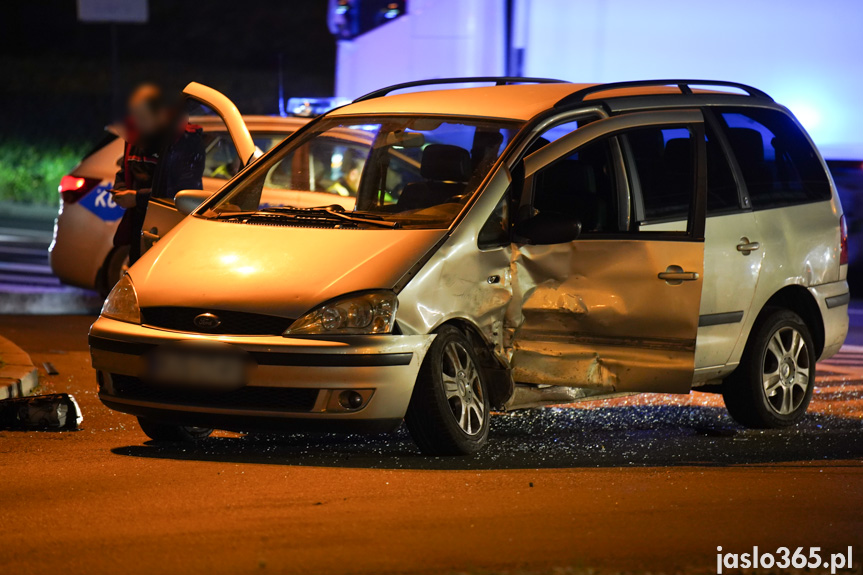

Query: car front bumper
<box><xmin>90</xmin><ymin>316</ymin><xmax>434</xmax><ymax>433</ymax></box>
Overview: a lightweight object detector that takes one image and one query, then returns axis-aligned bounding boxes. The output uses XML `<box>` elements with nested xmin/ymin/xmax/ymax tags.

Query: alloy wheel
<box><xmin>441</xmin><ymin>341</ymin><xmax>485</xmax><ymax>435</ymax></box>
<box><xmin>762</xmin><ymin>326</ymin><xmax>811</xmax><ymax>415</ymax></box>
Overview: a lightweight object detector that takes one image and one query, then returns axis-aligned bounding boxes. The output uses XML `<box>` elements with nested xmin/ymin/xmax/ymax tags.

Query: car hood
<box><xmin>130</xmin><ymin>217</ymin><xmax>446</xmax><ymax>318</ymax></box>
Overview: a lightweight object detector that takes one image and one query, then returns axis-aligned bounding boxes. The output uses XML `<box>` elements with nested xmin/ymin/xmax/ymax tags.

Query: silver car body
<box><xmin>90</xmin><ymin>82</ymin><xmax>849</xmax><ymax>431</ymax></box>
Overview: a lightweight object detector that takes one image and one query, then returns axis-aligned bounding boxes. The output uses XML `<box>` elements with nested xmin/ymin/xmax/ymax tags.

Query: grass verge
<box><xmin>0</xmin><ymin>140</ymin><xmax>87</xmax><ymax>205</ymax></box>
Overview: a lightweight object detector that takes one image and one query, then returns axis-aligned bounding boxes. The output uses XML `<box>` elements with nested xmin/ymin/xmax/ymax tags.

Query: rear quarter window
<box><xmin>718</xmin><ymin>107</ymin><xmax>831</xmax><ymax>210</ymax></box>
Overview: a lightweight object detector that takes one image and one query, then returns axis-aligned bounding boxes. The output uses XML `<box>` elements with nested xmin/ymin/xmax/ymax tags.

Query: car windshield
<box><xmin>203</xmin><ymin>115</ymin><xmax>522</xmax><ymax>229</ymax></box>
<box><xmin>203</xmin><ymin>132</ymin><xmax>293</xmax><ymax>181</ymax></box>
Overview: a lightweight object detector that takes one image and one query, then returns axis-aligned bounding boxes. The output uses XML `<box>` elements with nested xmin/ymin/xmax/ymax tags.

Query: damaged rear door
<box><xmin>509</xmin><ymin>109</ymin><xmax>707</xmax><ymax>393</ymax></box>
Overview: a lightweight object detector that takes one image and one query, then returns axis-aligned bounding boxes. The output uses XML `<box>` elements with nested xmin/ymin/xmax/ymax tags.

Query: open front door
<box><xmin>140</xmin><ymin>82</ymin><xmax>255</xmax><ymax>254</ymax></box>
<box><xmin>508</xmin><ymin>109</ymin><xmax>707</xmax><ymax>394</ymax></box>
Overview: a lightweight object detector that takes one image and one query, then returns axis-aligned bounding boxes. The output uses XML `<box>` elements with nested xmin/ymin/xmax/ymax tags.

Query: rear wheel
<box><xmin>722</xmin><ymin>308</ymin><xmax>816</xmax><ymax>428</ymax></box>
<box><xmin>99</xmin><ymin>245</ymin><xmax>130</xmax><ymax>298</ymax></box>
<box><xmin>137</xmin><ymin>417</ymin><xmax>213</xmax><ymax>442</ymax></box>
<box><xmin>405</xmin><ymin>326</ymin><xmax>490</xmax><ymax>455</ymax></box>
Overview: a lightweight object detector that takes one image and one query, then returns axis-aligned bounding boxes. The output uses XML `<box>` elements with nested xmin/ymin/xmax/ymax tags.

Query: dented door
<box><xmin>508</xmin><ymin>110</ymin><xmax>707</xmax><ymax>394</ymax></box>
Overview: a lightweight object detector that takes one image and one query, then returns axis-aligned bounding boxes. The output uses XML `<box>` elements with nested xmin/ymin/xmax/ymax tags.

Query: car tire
<box><xmin>99</xmin><ymin>245</ymin><xmax>130</xmax><ymax>298</ymax></box>
<box><xmin>722</xmin><ymin>308</ymin><xmax>816</xmax><ymax>428</ymax></box>
<box><xmin>137</xmin><ymin>417</ymin><xmax>213</xmax><ymax>442</ymax></box>
<box><xmin>405</xmin><ymin>326</ymin><xmax>490</xmax><ymax>455</ymax></box>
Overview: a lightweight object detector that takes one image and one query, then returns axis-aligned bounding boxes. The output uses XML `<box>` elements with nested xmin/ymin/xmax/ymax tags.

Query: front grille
<box><xmin>111</xmin><ymin>375</ymin><xmax>319</xmax><ymax>412</ymax></box>
<box><xmin>141</xmin><ymin>307</ymin><xmax>294</xmax><ymax>335</ymax></box>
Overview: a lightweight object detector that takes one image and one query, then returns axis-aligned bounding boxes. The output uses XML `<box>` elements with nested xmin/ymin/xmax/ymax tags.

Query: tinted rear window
<box><xmin>718</xmin><ymin>107</ymin><xmax>831</xmax><ymax>210</ymax></box>
<box><xmin>705</xmin><ymin>123</ymin><xmax>740</xmax><ymax>214</ymax></box>
<box><xmin>626</xmin><ymin>126</ymin><xmax>694</xmax><ymax>222</ymax></box>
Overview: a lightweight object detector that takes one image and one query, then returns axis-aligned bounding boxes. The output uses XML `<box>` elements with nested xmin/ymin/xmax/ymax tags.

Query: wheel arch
<box><xmin>435</xmin><ymin>318</ymin><xmax>514</xmax><ymax>409</ymax></box>
<box><xmin>748</xmin><ymin>285</ymin><xmax>825</xmax><ymax>357</ymax></box>
<box><xmin>96</xmin><ymin>244</ymin><xmax>130</xmax><ymax>298</ymax></box>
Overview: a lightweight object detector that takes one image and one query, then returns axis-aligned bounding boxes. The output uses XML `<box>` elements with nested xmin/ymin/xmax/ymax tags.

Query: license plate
<box><xmin>147</xmin><ymin>343</ymin><xmax>252</xmax><ymax>390</ymax></box>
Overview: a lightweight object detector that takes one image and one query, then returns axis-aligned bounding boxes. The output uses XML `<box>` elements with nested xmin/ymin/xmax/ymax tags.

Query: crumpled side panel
<box><xmin>394</xmin><ymin>168</ymin><xmax>515</xmax><ymax>359</ymax></box>
<box><xmin>505</xmin><ymin>239</ymin><xmax>703</xmax><ymax>393</ymax></box>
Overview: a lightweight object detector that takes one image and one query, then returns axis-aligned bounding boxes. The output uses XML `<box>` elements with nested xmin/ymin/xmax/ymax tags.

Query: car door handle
<box><xmin>658</xmin><ymin>265</ymin><xmax>699</xmax><ymax>285</ymax></box>
<box><xmin>736</xmin><ymin>239</ymin><xmax>760</xmax><ymax>254</ymax></box>
<box><xmin>658</xmin><ymin>271</ymin><xmax>699</xmax><ymax>281</ymax></box>
<box><xmin>142</xmin><ymin>229</ymin><xmax>160</xmax><ymax>243</ymax></box>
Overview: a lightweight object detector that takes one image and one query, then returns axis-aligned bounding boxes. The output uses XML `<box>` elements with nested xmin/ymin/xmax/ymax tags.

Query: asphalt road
<box><xmin>0</xmin><ymin>314</ymin><xmax>861</xmax><ymax>575</ymax></box>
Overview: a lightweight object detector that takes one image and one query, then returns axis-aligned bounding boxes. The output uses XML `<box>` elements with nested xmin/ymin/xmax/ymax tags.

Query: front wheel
<box><xmin>137</xmin><ymin>417</ymin><xmax>213</xmax><ymax>443</ymax></box>
<box><xmin>405</xmin><ymin>326</ymin><xmax>490</xmax><ymax>455</ymax></box>
<box><xmin>722</xmin><ymin>309</ymin><xmax>816</xmax><ymax>428</ymax></box>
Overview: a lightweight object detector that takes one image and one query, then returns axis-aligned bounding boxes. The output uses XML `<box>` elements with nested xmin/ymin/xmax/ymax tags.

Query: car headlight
<box><xmin>100</xmin><ymin>275</ymin><xmax>141</xmax><ymax>324</ymax></box>
<box><xmin>284</xmin><ymin>291</ymin><xmax>397</xmax><ymax>335</ymax></box>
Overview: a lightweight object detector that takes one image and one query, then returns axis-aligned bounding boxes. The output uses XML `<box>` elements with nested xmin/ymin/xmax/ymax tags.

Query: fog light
<box><xmin>339</xmin><ymin>390</ymin><xmax>364</xmax><ymax>410</ymax></box>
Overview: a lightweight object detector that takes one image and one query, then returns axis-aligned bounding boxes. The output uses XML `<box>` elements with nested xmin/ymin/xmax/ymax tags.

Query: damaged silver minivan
<box><xmin>91</xmin><ymin>78</ymin><xmax>849</xmax><ymax>455</ymax></box>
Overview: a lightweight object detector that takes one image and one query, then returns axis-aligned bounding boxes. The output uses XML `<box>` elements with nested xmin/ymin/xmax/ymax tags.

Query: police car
<box><xmin>50</xmin><ymin>111</ymin><xmax>308</xmax><ymax>296</ymax></box>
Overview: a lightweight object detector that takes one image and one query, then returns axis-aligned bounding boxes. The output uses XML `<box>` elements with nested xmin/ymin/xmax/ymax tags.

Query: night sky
<box><xmin>1</xmin><ymin>0</ymin><xmax>336</xmax><ymax>144</ymax></box>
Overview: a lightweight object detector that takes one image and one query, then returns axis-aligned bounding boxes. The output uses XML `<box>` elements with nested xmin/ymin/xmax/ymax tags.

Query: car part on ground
<box><xmin>0</xmin><ymin>393</ymin><xmax>82</xmax><ymax>431</ymax></box>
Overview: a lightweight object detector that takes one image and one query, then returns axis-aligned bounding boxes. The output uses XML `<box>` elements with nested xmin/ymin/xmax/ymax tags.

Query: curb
<box><xmin>0</xmin><ymin>335</ymin><xmax>39</xmax><ymax>400</ymax></box>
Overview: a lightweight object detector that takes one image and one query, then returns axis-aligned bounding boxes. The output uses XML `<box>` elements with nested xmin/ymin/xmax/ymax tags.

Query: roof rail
<box><xmin>554</xmin><ymin>79</ymin><xmax>773</xmax><ymax>108</ymax></box>
<box><xmin>353</xmin><ymin>77</ymin><xmax>570</xmax><ymax>103</ymax></box>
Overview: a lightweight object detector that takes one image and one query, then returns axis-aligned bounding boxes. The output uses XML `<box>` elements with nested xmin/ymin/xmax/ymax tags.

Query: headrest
<box><xmin>536</xmin><ymin>160</ymin><xmax>597</xmax><ymax>212</ymax></box>
<box><xmin>663</xmin><ymin>138</ymin><xmax>691</xmax><ymax>169</ymax></box>
<box><xmin>421</xmin><ymin>144</ymin><xmax>471</xmax><ymax>182</ymax></box>
<box><xmin>557</xmin><ymin>160</ymin><xmax>595</xmax><ymax>194</ymax></box>
<box><xmin>727</xmin><ymin>128</ymin><xmax>765</xmax><ymax>162</ymax></box>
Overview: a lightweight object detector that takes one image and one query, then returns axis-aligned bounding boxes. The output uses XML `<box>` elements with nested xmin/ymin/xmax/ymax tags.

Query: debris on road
<box><xmin>0</xmin><ymin>393</ymin><xmax>82</xmax><ymax>431</ymax></box>
<box><xmin>43</xmin><ymin>361</ymin><xmax>59</xmax><ymax>375</ymax></box>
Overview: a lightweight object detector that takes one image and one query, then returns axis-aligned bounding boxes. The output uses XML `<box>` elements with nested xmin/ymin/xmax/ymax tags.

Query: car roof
<box><xmin>329</xmin><ymin>83</ymin><xmax>767</xmax><ymax>122</ymax></box>
<box><xmin>190</xmin><ymin>115</ymin><xmax>309</xmax><ymax>133</ymax></box>
<box><xmin>330</xmin><ymin>84</ymin><xmax>590</xmax><ymax>121</ymax></box>
<box><xmin>107</xmin><ymin>115</ymin><xmax>309</xmax><ymax>139</ymax></box>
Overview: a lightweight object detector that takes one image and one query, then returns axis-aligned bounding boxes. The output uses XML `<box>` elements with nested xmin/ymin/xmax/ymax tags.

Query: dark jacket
<box><xmin>113</xmin><ymin>122</ymin><xmax>204</xmax><ymax>263</ymax></box>
<box><xmin>111</xmin><ymin>126</ymin><xmax>160</xmax><ymax>256</ymax></box>
<box><xmin>150</xmin><ymin>123</ymin><xmax>205</xmax><ymax>201</ymax></box>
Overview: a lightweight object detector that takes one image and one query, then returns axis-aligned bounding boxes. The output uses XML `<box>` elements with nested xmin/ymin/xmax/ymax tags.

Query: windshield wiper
<box><xmin>210</xmin><ymin>211</ymin><xmax>258</xmax><ymax>220</ymax></box>
<box><xmin>261</xmin><ymin>205</ymin><xmax>399</xmax><ymax>228</ymax></box>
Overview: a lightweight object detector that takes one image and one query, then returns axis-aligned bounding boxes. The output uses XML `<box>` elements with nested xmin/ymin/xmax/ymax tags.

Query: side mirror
<box><xmin>175</xmin><ymin>189</ymin><xmax>212</xmax><ymax>216</ymax></box>
<box><xmin>513</xmin><ymin>211</ymin><xmax>582</xmax><ymax>245</ymax></box>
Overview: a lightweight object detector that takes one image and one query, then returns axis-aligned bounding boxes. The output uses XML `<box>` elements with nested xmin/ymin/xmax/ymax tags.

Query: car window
<box><xmin>264</xmin><ymin>137</ymin><xmax>387</xmax><ymax>198</ymax></box>
<box><xmin>705</xmin><ymin>123</ymin><xmax>740</xmax><ymax>214</ymax></box>
<box><xmin>202</xmin><ymin>133</ymin><xmax>239</xmax><ymax>179</ymax></box>
<box><xmin>209</xmin><ymin>116</ymin><xmax>521</xmax><ymax>229</ymax></box>
<box><xmin>523</xmin><ymin>117</ymin><xmax>598</xmax><ymax>157</ymax></box>
<box><xmin>718</xmin><ymin>107</ymin><xmax>831</xmax><ymax>210</ymax></box>
<box><xmin>624</xmin><ymin>126</ymin><xmax>695</xmax><ymax>230</ymax></box>
<box><xmin>203</xmin><ymin>132</ymin><xmax>291</xmax><ymax>181</ymax></box>
<box><xmin>531</xmin><ymin>137</ymin><xmax>619</xmax><ymax>234</ymax></box>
